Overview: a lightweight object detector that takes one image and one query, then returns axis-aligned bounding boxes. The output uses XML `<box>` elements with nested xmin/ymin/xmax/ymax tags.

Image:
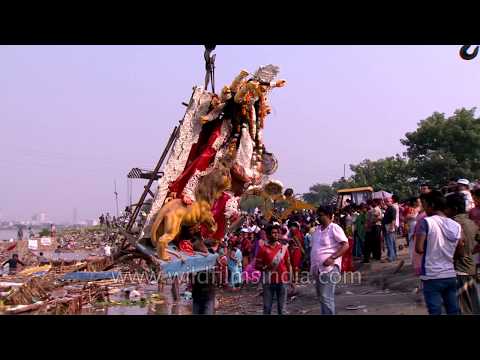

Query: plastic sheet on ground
<box><xmin>62</xmin><ymin>271</ymin><xmax>121</xmax><ymax>282</ymax></box>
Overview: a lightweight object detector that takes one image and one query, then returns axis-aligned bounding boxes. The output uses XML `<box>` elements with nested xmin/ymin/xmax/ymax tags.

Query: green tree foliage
<box><xmin>331</xmin><ymin>177</ymin><xmax>355</xmax><ymax>191</ymax></box>
<box><xmin>347</xmin><ymin>155</ymin><xmax>416</xmax><ymax>199</ymax></box>
<box><xmin>239</xmin><ymin>195</ymin><xmax>268</xmax><ymax>213</ymax></box>
<box><xmin>307</xmin><ymin>108</ymin><xmax>480</xmax><ymax>202</ymax></box>
<box><xmin>400</xmin><ymin>108</ymin><xmax>480</xmax><ymax>187</ymax></box>
<box><xmin>273</xmin><ymin>199</ymin><xmax>290</xmax><ymax>211</ymax></box>
<box><xmin>39</xmin><ymin>228</ymin><xmax>50</xmax><ymax>237</ymax></box>
<box><xmin>302</xmin><ymin>183</ymin><xmax>336</xmax><ymax>206</ymax></box>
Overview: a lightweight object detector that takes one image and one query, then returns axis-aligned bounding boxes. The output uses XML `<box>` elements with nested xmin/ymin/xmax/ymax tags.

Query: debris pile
<box><xmin>0</xmin><ymin>226</ymin><xmax>149</xmax><ymax>315</ymax></box>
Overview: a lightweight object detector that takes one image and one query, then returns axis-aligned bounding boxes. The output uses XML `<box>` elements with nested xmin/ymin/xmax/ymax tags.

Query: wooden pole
<box><xmin>114</xmin><ymin>180</ymin><xmax>119</xmax><ymax>218</ymax></box>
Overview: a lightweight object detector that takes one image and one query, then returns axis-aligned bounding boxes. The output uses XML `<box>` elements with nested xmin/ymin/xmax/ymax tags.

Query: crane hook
<box><xmin>204</xmin><ymin>45</ymin><xmax>216</xmax><ymax>93</ymax></box>
<box><xmin>460</xmin><ymin>45</ymin><xmax>479</xmax><ymax>60</ymax></box>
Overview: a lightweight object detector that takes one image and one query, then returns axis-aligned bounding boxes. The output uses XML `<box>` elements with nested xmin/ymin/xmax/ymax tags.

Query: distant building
<box><xmin>31</xmin><ymin>213</ymin><xmax>48</xmax><ymax>223</ymax></box>
<box><xmin>85</xmin><ymin>219</ymin><xmax>98</xmax><ymax>226</ymax></box>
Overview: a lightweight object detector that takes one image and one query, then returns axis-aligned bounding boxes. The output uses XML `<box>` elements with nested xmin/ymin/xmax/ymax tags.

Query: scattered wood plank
<box><xmin>0</xmin><ymin>282</ymin><xmax>24</xmax><ymax>291</ymax></box>
<box><xmin>18</xmin><ymin>265</ymin><xmax>52</xmax><ymax>277</ymax></box>
<box><xmin>4</xmin><ymin>301</ymin><xmax>45</xmax><ymax>314</ymax></box>
<box><xmin>5</xmin><ymin>275</ymin><xmax>57</xmax><ymax>305</ymax></box>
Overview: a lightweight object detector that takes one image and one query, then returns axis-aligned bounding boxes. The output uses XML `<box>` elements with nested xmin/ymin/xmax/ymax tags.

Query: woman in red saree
<box><xmin>341</xmin><ymin>236</ymin><xmax>354</xmax><ymax>272</ymax></box>
<box><xmin>216</xmin><ymin>243</ymin><xmax>229</xmax><ymax>287</ymax></box>
<box><xmin>341</xmin><ymin>216</ymin><xmax>355</xmax><ymax>272</ymax></box>
<box><xmin>287</xmin><ymin>222</ymin><xmax>304</xmax><ymax>283</ymax></box>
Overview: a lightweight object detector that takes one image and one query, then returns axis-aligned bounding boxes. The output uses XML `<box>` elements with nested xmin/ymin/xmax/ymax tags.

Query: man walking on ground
<box><xmin>445</xmin><ymin>193</ymin><xmax>480</xmax><ymax>314</ymax></box>
<box><xmin>415</xmin><ymin>191</ymin><xmax>462</xmax><ymax>315</ymax></box>
<box><xmin>353</xmin><ymin>204</ymin><xmax>367</xmax><ymax>258</ymax></box>
<box><xmin>392</xmin><ymin>194</ymin><xmax>400</xmax><ymax>235</ymax></box>
<box><xmin>363</xmin><ymin>199</ymin><xmax>382</xmax><ymax>263</ymax></box>
<box><xmin>382</xmin><ymin>197</ymin><xmax>397</xmax><ymax>262</ymax></box>
<box><xmin>38</xmin><ymin>252</ymin><xmax>50</xmax><ymax>266</ymax></box>
<box><xmin>254</xmin><ymin>224</ymin><xmax>291</xmax><ymax>315</ymax></box>
<box><xmin>2</xmin><ymin>254</ymin><xmax>26</xmax><ymax>275</ymax></box>
<box><xmin>303</xmin><ymin>224</ymin><xmax>312</xmax><ymax>270</ymax></box>
<box><xmin>469</xmin><ymin>189</ymin><xmax>480</xmax><ymax>274</ymax></box>
<box><xmin>310</xmin><ymin>205</ymin><xmax>349</xmax><ymax>315</ymax></box>
<box><xmin>191</xmin><ymin>271</ymin><xmax>216</xmax><ymax>315</ymax></box>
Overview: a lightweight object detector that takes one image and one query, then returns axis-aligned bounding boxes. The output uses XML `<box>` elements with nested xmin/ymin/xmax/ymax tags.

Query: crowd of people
<box><xmin>406</xmin><ymin>179</ymin><xmax>480</xmax><ymax>315</ymax></box>
<box><xmin>213</xmin><ymin>206</ymin><xmax>350</xmax><ymax>315</ymax></box>
<box><xmin>335</xmin><ymin>179</ymin><xmax>480</xmax><ymax>315</ymax></box>
<box><xmin>99</xmin><ymin>212</ymin><xmax>118</xmax><ymax>228</ymax></box>
<box><xmin>212</xmin><ymin>177</ymin><xmax>480</xmax><ymax>316</ymax></box>
<box><xmin>10</xmin><ymin>179</ymin><xmax>476</xmax><ymax>316</ymax></box>
<box><xmin>98</xmin><ymin>206</ymin><xmax>146</xmax><ymax>231</ymax></box>
<box><xmin>4</xmin><ymin>179</ymin><xmax>479</xmax><ymax>316</ymax></box>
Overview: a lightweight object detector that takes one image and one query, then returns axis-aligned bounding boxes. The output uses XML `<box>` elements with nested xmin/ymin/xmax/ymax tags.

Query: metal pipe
<box><xmin>126</xmin><ymin>124</ymin><xmax>179</xmax><ymax>232</ymax></box>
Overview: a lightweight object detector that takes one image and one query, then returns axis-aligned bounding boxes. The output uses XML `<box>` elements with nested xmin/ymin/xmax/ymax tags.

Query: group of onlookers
<box><xmin>339</xmin><ymin>178</ymin><xmax>480</xmax><ymax>315</ymax></box>
<box><xmin>217</xmin><ymin>207</ymin><xmax>350</xmax><ymax>315</ymax></box>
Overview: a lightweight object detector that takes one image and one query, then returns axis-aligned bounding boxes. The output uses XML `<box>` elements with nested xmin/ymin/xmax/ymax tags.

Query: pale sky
<box><xmin>1</xmin><ymin>45</ymin><xmax>479</xmax><ymax>223</ymax></box>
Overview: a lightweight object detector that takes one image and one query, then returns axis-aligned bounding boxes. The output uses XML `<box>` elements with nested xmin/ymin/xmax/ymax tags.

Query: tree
<box><xmin>327</xmin><ymin>155</ymin><xmax>416</xmax><ymax>200</ymax></box>
<box><xmin>332</xmin><ymin>177</ymin><xmax>355</xmax><ymax>191</ymax></box>
<box><xmin>401</xmin><ymin>108</ymin><xmax>480</xmax><ymax>187</ymax></box>
<box><xmin>303</xmin><ymin>183</ymin><xmax>336</xmax><ymax>206</ymax></box>
<box><xmin>347</xmin><ymin>155</ymin><xmax>415</xmax><ymax>199</ymax></box>
<box><xmin>239</xmin><ymin>195</ymin><xmax>267</xmax><ymax>213</ymax></box>
<box><xmin>306</xmin><ymin>108</ymin><xmax>480</xmax><ymax>202</ymax></box>
<box><xmin>39</xmin><ymin>228</ymin><xmax>50</xmax><ymax>237</ymax></box>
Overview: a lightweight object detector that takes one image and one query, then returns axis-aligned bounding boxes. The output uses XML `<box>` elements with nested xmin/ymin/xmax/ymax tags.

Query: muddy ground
<box><xmin>84</xmin><ymin>240</ymin><xmax>427</xmax><ymax>315</ymax></box>
<box><xmin>216</xmin><ymin>245</ymin><xmax>426</xmax><ymax>315</ymax></box>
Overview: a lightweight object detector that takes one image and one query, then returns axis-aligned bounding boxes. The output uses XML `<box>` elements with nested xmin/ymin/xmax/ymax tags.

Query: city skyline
<box><xmin>2</xmin><ymin>203</ymin><xmax>129</xmax><ymax>223</ymax></box>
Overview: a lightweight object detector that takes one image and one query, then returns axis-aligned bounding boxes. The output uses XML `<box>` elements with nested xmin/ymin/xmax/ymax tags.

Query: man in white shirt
<box><xmin>392</xmin><ymin>195</ymin><xmax>400</xmax><ymax>230</ymax></box>
<box><xmin>415</xmin><ymin>191</ymin><xmax>462</xmax><ymax>315</ymax></box>
<box><xmin>104</xmin><ymin>244</ymin><xmax>112</xmax><ymax>257</ymax></box>
<box><xmin>310</xmin><ymin>205</ymin><xmax>349</xmax><ymax>315</ymax></box>
<box><xmin>457</xmin><ymin>179</ymin><xmax>475</xmax><ymax>212</ymax></box>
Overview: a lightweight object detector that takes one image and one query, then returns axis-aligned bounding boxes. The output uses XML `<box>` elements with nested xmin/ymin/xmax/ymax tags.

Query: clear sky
<box><xmin>1</xmin><ymin>45</ymin><xmax>479</xmax><ymax>223</ymax></box>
